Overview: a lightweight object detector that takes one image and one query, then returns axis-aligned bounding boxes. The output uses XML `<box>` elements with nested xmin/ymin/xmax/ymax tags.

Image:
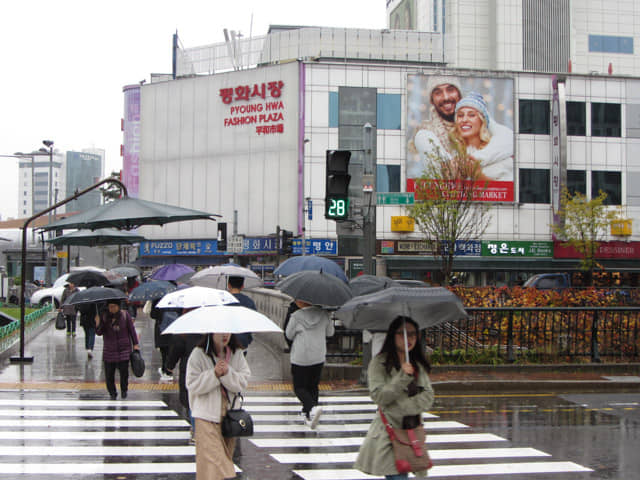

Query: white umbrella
<box><xmin>162</xmin><ymin>305</ymin><xmax>282</xmax><ymax>334</ymax></box>
<box><xmin>189</xmin><ymin>265</ymin><xmax>263</xmax><ymax>289</ymax></box>
<box><xmin>156</xmin><ymin>286</ymin><xmax>239</xmax><ymax>309</ymax></box>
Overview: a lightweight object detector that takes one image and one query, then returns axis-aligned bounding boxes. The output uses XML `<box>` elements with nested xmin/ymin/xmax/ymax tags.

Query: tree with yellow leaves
<box><xmin>551</xmin><ymin>188</ymin><xmax>621</xmax><ymax>286</ymax></box>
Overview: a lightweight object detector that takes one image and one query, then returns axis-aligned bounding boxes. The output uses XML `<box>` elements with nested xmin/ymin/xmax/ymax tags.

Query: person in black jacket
<box><xmin>165</xmin><ymin>322</ymin><xmax>202</xmax><ymax>443</ymax></box>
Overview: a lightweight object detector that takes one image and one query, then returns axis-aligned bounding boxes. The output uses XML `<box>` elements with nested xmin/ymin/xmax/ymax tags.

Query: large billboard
<box><xmin>406</xmin><ymin>74</ymin><xmax>515</xmax><ymax>202</ymax></box>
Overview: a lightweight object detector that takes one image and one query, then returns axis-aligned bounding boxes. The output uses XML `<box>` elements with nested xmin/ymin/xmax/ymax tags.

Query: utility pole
<box><xmin>362</xmin><ymin>123</ymin><xmax>376</xmax><ymax>275</ymax></box>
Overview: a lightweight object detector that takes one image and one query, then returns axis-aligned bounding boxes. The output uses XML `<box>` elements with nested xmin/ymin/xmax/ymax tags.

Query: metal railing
<box><xmin>326</xmin><ymin>307</ymin><xmax>640</xmax><ymax>364</ymax></box>
<box><xmin>247</xmin><ymin>287</ymin><xmax>640</xmax><ymax>364</ymax></box>
<box><xmin>0</xmin><ymin>304</ymin><xmax>53</xmax><ymax>351</ymax></box>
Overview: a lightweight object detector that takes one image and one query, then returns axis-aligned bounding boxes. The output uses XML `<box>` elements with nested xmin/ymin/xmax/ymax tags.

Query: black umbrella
<box><xmin>349</xmin><ymin>274</ymin><xmax>399</xmax><ymax>297</ymax></box>
<box><xmin>64</xmin><ymin>287</ymin><xmax>128</xmax><ymax>306</ymax></box>
<box><xmin>45</xmin><ymin>228</ymin><xmax>145</xmax><ymax>247</ymax></box>
<box><xmin>66</xmin><ymin>270</ymin><xmax>111</xmax><ymax>288</ymax></box>
<box><xmin>334</xmin><ymin>286</ymin><xmax>468</xmax><ymax>331</ymax></box>
<box><xmin>276</xmin><ymin>270</ymin><xmax>352</xmax><ymax>307</ymax></box>
<box><xmin>129</xmin><ymin>281</ymin><xmax>177</xmax><ymax>302</ymax></box>
<box><xmin>41</xmin><ymin>197</ymin><xmax>220</xmax><ymax>231</ymax></box>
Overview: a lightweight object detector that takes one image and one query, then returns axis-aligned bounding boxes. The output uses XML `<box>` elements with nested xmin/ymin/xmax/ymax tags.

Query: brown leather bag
<box><xmin>379</xmin><ymin>409</ymin><xmax>433</xmax><ymax>473</ymax></box>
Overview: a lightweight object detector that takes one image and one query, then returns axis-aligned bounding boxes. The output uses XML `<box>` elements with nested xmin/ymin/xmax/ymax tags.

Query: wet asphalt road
<box><xmin>0</xmin><ymin>314</ymin><xmax>638</xmax><ymax>479</ymax></box>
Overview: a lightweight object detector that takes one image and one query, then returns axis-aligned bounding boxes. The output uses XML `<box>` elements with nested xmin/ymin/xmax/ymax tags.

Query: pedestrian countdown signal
<box><xmin>325</xmin><ymin>149</ymin><xmax>351</xmax><ymax>220</ymax></box>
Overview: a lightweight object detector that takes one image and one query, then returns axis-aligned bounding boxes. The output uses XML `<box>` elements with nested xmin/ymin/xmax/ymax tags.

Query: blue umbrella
<box><xmin>273</xmin><ymin>255</ymin><xmax>347</xmax><ymax>282</ymax></box>
<box><xmin>129</xmin><ymin>281</ymin><xmax>177</xmax><ymax>302</ymax></box>
<box><xmin>151</xmin><ymin>264</ymin><xmax>195</xmax><ymax>282</ymax></box>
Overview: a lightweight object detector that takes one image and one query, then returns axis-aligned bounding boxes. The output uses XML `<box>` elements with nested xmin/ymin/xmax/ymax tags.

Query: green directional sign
<box><xmin>377</xmin><ymin>192</ymin><xmax>415</xmax><ymax>205</ymax></box>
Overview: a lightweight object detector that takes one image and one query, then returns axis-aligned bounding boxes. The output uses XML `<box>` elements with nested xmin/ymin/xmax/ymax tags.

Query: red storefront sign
<box><xmin>554</xmin><ymin>241</ymin><xmax>640</xmax><ymax>259</ymax></box>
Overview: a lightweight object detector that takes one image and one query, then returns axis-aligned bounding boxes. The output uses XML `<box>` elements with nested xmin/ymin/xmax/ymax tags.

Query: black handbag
<box><xmin>130</xmin><ymin>350</ymin><xmax>145</xmax><ymax>377</ymax></box>
<box><xmin>221</xmin><ymin>393</ymin><xmax>253</xmax><ymax>437</ymax></box>
<box><xmin>55</xmin><ymin>311</ymin><xmax>66</xmax><ymax>330</ymax></box>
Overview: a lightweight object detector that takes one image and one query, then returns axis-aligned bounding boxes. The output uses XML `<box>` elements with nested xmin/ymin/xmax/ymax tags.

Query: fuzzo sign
<box><xmin>220</xmin><ymin>81</ymin><xmax>286</xmax><ymax>136</ymax></box>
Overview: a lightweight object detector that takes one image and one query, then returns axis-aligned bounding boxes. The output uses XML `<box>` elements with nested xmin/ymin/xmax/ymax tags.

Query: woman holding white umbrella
<box><xmin>186</xmin><ymin>330</ymin><xmax>250</xmax><ymax>480</ymax></box>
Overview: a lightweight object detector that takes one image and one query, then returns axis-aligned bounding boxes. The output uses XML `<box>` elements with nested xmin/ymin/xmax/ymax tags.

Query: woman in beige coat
<box><xmin>354</xmin><ymin>316</ymin><xmax>434</xmax><ymax>480</ymax></box>
<box><xmin>186</xmin><ymin>332</ymin><xmax>251</xmax><ymax>480</ymax></box>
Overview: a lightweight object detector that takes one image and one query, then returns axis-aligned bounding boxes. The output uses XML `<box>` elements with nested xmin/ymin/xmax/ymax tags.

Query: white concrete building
<box><xmin>128</xmin><ymin>7</ymin><xmax>640</xmax><ymax>284</ymax></box>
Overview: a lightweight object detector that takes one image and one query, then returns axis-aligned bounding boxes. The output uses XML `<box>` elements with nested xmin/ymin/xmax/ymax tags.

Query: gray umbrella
<box><xmin>40</xmin><ymin>197</ymin><xmax>220</xmax><ymax>231</ymax></box>
<box><xmin>348</xmin><ymin>274</ymin><xmax>399</xmax><ymax>297</ymax></box>
<box><xmin>45</xmin><ymin>228</ymin><xmax>145</xmax><ymax>247</ymax></box>
<box><xmin>276</xmin><ymin>270</ymin><xmax>352</xmax><ymax>308</ymax></box>
<box><xmin>335</xmin><ymin>286</ymin><xmax>468</xmax><ymax>330</ymax></box>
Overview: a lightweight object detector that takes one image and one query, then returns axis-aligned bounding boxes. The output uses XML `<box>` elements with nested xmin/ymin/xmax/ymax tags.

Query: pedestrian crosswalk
<box><xmin>0</xmin><ymin>396</ymin><xmax>199</xmax><ymax>477</ymax></box>
<box><xmin>243</xmin><ymin>394</ymin><xmax>594</xmax><ymax>479</ymax></box>
<box><xmin>0</xmin><ymin>392</ymin><xmax>594</xmax><ymax>479</ymax></box>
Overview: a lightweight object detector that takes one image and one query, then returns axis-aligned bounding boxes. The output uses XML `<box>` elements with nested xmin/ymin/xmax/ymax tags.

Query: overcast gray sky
<box><xmin>0</xmin><ymin>0</ymin><xmax>386</xmax><ymax>221</ymax></box>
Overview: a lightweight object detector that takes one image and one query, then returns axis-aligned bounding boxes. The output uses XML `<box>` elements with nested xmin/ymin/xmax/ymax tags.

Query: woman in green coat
<box><xmin>354</xmin><ymin>316</ymin><xmax>435</xmax><ymax>479</ymax></box>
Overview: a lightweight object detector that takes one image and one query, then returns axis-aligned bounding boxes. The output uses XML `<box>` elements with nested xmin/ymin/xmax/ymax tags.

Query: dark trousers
<box><xmin>65</xmin><ymin>314</ymin><xmax>76</xmax><ymax>333</ymax></box>
<box><xmin>291</xmin><ymin>362</ymin><xmax>323</xmax><ymax>416</ymax></box>
<box><xmin>82</xmin><ymin>324</ymin><xmax>96</xmax><ymax>350</ymax></box>
<box><xmin>104</xmin><ymin>360</ymin><xmax>129</xmax><ymax>397</ymax></box>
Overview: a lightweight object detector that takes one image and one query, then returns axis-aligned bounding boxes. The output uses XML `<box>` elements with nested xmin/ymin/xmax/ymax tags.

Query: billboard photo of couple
<box><xmin>406</xmin><ymin>74</ymin><xmax>515</xmax><ymax>202</ymax></box>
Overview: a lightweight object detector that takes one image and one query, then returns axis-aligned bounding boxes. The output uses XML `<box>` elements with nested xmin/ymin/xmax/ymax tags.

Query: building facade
<box><xmin>387</xmin><ymin>0</ymin><xmax>640</xmax><ymax>76</ymax></box>
<box><xmin>65</xmin><ymin>151</ymin><xmax>103</xmax><ymax>213</ymax></box>
<box><xmin>17</xmin><ymin>151</ymin><xmax>65</xmax><ymax>218</ymax></box>
<box><xmin>129</xmin><ymin>20</ymin><xmax>640</xmax><ymax>284</ymax></box>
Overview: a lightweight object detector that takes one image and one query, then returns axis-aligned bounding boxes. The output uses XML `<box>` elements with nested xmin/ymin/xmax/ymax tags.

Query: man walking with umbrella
<box><xmin>285</xmin><ymin>299</ymin><xmax>334</xmax><ymax>429</ymax></box>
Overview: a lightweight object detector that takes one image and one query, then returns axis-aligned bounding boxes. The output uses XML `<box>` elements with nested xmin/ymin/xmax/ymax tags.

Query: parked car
<box><xmin>29</xmin><ymin>266</ymin><xmax>104</xmax><ymax>307</ymax></box>
<box><xmin>523</xmin><ymin>273</ymin><xmax>571</xmax><ymax>289</ymax></box>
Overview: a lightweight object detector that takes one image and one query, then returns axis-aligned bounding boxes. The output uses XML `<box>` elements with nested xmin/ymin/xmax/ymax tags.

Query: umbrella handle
<box><xmin>403</xmin><ymin>321</ymin><xmax>409</xmax><ymax>361</ymax></box>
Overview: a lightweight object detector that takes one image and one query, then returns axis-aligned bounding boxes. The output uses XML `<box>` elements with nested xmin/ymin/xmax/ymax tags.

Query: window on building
<box><xmin>589</xmin><ymin>35</ymin><xmax>634</xmax><ymax>54</ymax></box>
<box><xmin>377</xmin><ymin>165</ymin><xmax>401</xmax><ymax>192</ymax></box>
<box><xmin>329</xmin><ymin>91</ymin><xmax>339</xmax><ymax>127</ymax></box>
<box><xmin>591</xmin><ymin>103</ymin><xmax>621</xmax><ymax>137</ymax></box>
<box><xmin>566</xmin><ymin>101</ymin><xmax>586</xmax><ymax>136</ymax></box>
<box><xmin>23</xmin><ymin>200</ymin><xmax>27</xmax><ymax>205</ymax></box>
<box><xmin>567</xmin><ymin>170</ymin><xmax>586</xmax><ymax>196</ymax></box>
<box><xmin>519</xmin><ymin>99</ymin><xmax>550</xmax><ymax>134</ymax></box>
<box><xmin>592</xmin><ymin>170</ymin><xmax>621</xmax><ymax>205</ymax></box>
<box><xmin>519</xmin><ymin>168</ymin><xmax>550</xmax><ymax>203</ymax></box>
<box><xmin>376</xmin><ymin>94</ymin><xmax>401</xmax><ymax>130</ymax></box>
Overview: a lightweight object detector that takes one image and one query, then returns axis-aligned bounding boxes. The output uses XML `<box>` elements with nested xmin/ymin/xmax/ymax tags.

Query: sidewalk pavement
<box><xmin>0</xmin><ymin>310</ymin><xmax>638</xmax><ymax>395</ymax></box>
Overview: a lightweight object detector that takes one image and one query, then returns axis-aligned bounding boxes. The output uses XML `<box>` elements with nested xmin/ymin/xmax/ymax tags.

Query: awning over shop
<box><xmin>383</xmin><ymin>256</ymin><xmax>640</xmax><ymax>272</ymax></box>
<box><xmin>135</xmin><ymin>256</ymin><xmax>229</xmax><ymax>267</ymax></box>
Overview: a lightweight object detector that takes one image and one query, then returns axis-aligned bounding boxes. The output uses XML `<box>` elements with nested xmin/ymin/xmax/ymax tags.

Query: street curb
<box><xmin>432</xmin><ymin>380</ymin><xmax>640</xmax><ymax>395</ymax></box>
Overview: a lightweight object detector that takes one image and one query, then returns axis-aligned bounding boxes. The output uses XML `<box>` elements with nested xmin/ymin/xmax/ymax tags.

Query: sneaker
<box><xmin>300</xmin><ymin>411</ymin><xmax>312</xmax><ymax>428</ymax></box>
<box><xmin>110</xmin><ymin>393</ymin><xmax>117</xmax><ymax>400</ymax></box>
<box><xmin>66</xmin><ymin>332</ymin><xmax>71</xmax><ymax>337</ymax></box>
<box><xmin>189</xmin><ymin>429</ymin><xmax>195</xmax><ymax>445</ymax></box>
<box><xmin>122</xmin><ymin>391</ymin><xmax>128</xmax><ymax>399</ymax></box>
<box><xmin>158</xmin><ymin>367</ymin><xmax>173</xmax><ymax>382</ymax></box>
<box><xmin>309</xmin><ymin>406</ymin><xmax>323</xmax><ymax>429</ymax></box>
<box><xmin>87</xmin><ymin>350</ymin><xmax>93</xmax><ymax>359</ymax></box>
<box><xmin>72</xmin><ymin>332</ymin><xmax>76</xmax><ymax>337</ymax></box>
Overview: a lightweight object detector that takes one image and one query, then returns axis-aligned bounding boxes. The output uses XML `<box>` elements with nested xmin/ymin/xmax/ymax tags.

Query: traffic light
<box><xmin>281</xmin><ymin>229</ymin><xmax>294</xmax><ymax>254</ymax></box>
<box><xmin>325</xmin><ymin>150</ymin><xmax>351</xmax><ymax>220</ymax></box>
<box><xmin>216</xmin><ymin>222</ymin><xmax>227</xmax><ymax>252</ymax></box>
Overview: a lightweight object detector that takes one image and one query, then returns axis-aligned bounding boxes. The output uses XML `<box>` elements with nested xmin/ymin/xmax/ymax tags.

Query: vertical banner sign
<box><xmin>122</xmin><ymin>85</ymin><xmax>141</xmax><ymax>198</ymax></box>
<box><xmin>551</xmin><ymin>76</ymin><xmax>568</xmax><ymax>236</ymax></box>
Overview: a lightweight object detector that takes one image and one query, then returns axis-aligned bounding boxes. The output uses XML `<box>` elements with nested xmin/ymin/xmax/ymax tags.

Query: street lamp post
<box><xmin>41</xmin><ymin>140</ymin><xmax>54</xmax><ymax>286</ymax></box>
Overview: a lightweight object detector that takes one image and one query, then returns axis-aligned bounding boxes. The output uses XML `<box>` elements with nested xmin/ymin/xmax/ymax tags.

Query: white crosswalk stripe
<box><xmin>0</xmin><ymin>395</ymin><xmax>240</xmax><ymax>476</ymax></box>
<box><xmin>246</xmin><ymin>393</ymin><xmax>593</xmax><ymax>479</ymax></box>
